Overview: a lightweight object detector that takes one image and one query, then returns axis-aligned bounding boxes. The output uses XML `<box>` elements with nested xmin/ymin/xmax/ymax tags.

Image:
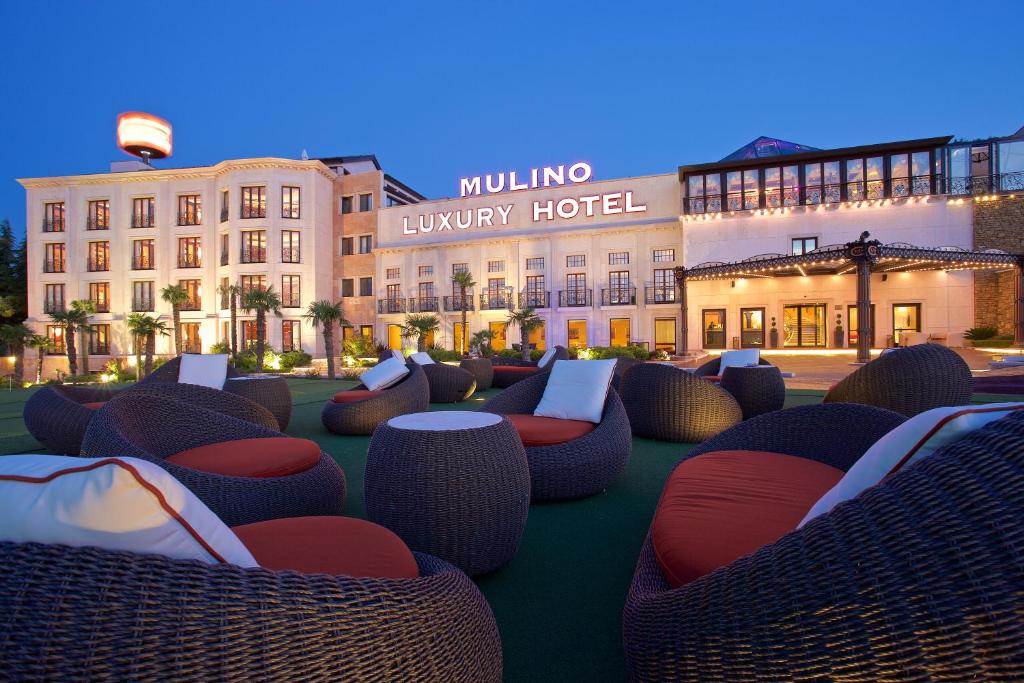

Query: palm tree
<box><xmin>70</xmin><ymin>299</ymin><xmax>96</xmax><ymax>374</ymax></box>
<box><xmin>160</xmin><ymin>284</ymin><xmax>190</xmax><ymax>356</ymax></box>
<box><xmin>470</xmin><ymin>329</ymin><xmax>495</xmax><ymax>357</ymax></box>
<box><xmin>126</xmin><ymin>313</ymin><xmax>168</xmax><ymax>378</ymax></box>
<box><xmin>0</xmin><ymin>323</ymin><xmax>34</xmax><ymax>384</ymax></box>
<box><xmin>25</xmin><ymin>334</ymin><xmax>51</xmax><ymax>384</ymax></box>
<box><xmin>507</xmin><ymin>307</ymin><xmax>543</xmax><ymax>361</ymax></box>
<box><xmin>217</xmin><ymin>281</ymin><xmax>241</xmax><ymax>357</ymax></box>
<box><xmin>304</xmin><ymin>299</ymin><xmax>347</xmax><ymax>380</ymax></box>
<box><xmin>240</xmin><ymin>286</ymin><xmax>282</xmax><ymax>372</ymax></box>
<box><xmin>450</xmin><ymin>270</ymin><xmax>476</xmax><ymax>355</ymax></box>
<box><xmin>48</xmin><ymin>303</ymin><xmax>89</xmax><ymax>377</ymax></box>
<box><xmin>401</xmin><ymin>313</ymin><xmax>440</xmax><ymax>352</ymax></box>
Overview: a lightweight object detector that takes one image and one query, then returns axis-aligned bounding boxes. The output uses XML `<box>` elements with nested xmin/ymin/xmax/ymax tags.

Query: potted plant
<box><xmin>769</xmin><ymin>317</ymin><xmax>779</xmax><ymax>349</ymax></box>
<box><xmin>834</xmin><ymin>313</ymin><xmax>844</xmax><ymax>348</ymax></box>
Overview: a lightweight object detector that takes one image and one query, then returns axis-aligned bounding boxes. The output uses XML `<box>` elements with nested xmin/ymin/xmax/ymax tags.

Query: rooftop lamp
<box><xmin>116</xmin><ymin>112</ymin><xmax>172</xmax><ymax>165</ymax></box>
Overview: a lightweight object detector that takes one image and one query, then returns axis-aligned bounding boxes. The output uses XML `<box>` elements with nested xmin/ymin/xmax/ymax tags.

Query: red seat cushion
<box><xmin>332</xmin><ymin>389</ymin><xmax>385</xmax><ymax>404</ymax></box>
<box><xmin>233</xmin><ymin>516</ymin><xmax>419</xmax><ymax>579</ymax></box>
<box><xmin>494</xmin><ymin>365</ymin><xmax>537</xmax><ymax>373</ymax></box>
<box><xmin>166</xmin><ymin>437</ymin><xmax>321</xmax><ymax>478</ymax></box>
<box><xmin>701</xmin><ymin>375</ymin><xmax>721</xmax><ymax>383</ymax></box>
<box><xmin>651</xmin><ymin>450</ymin><xmax>843</xmax><ymax>588</ymax></box>
<box><xmin>82</xmin><ymin>402</ymin><xmax>106</xmax><ymax>410</ymax></box>
<box><xmin>505</xmin><ymin>413</ymin><xmax>596</xmax><ymax>447</ymax></box>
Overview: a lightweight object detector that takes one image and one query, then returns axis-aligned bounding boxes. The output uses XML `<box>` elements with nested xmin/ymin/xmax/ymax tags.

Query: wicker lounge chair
<box><xmin>135</xmin><ymin>355</ymin><xmax>245</xmax><ymax>385</ymax></box>
<box><xmin>322</xmin><ymin>364</ymin><xmax>430</xmax><ymax>435</ymax></box>
<box><xmin>622</xmin><ymin>404</ymin><xmax>1024</xmax><ymax>680</ymax></box>
<box><xmin>824</xmin><ymin>343</ymin><xmax>972</xmax><ymax>416</ymax></box>
<box><xmin>610</xmin><ymin>356</ymin><xmax>641</xmax><ymax>390</ymax></box>
<box><xmin>491</xmin><ymin>346</ymin><xmax>569</xmax><ymax>388</ymax></box>
<box><xmin>80</xmin><ymin>392</ymin><xmax>346</xmax><ymax>526</ymax></box>
<box><xmin>0</xmin><ymin>542</ymin><xmax>502</xmax><ymax>681</ymax></box>
<box><xmin>411</xmin><ymin>360</ymin><xmax>477</xmax><ymax>403</ymax></box>
<box><xmin>23</xmin><ymin>384</ymin><xmax>120</xmax><ymax>454</ymax></box>
<box><xmin>618</xmin><ymin>362</ymin><xmax>743</xmax><ymax>442</ymax></box>
<box><xmin>459</xmin><ymin>357</ymin><xmax>494</xmax><ymax>390</ymax></box>
<box><xmin>693</xmin><ymin>354</ymin><xmax>773</xmax><ymax>378</ymax></box>
<box><xmin>479</xmin><ymin>369</ymin><xmax>631</xmax><ymax>501</ymax></box>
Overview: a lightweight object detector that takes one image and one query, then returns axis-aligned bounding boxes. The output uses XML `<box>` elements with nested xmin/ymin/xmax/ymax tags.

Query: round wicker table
<box><xmin>720</xmin><ymin>365</ymin><xmax>786</xmax><ymax>420</ymax></box>
<box><xmin>459</xmin><ymin>358</ymin><xmax>494</xmax><ymax>391</ymax></box>
<box><xmin>224</xmin><ymin>375</ymin><xmax>292</xmax><ymax>430</ymax></box>
<box><xmin>365</xmin><ymin>411</ymin><xmax>530</xmax><ymax>576</ymax></box>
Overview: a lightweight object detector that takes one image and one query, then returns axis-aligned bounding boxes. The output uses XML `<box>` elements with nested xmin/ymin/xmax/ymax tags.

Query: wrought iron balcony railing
<box><xmin>281</xmin><ymin>247</ymin><xmax>300</xmax><ymax>264</ymax></box>
<box><xmin>131</xmin><ymin>213</ymin><xmax>155</xmax><ymax>228</ymax></box>
<box><xmin>240</xmin><ymin>204</ymin><xmax>266</xmax><ymax>219</ymax></box>
<box><xmin>558</xmin><ymin>289</ymin><xmax>592</xmax><ymax>307</ymax></box>
<box><xmin>177</xmin><ymin>211</ymin><xmax>202</xmax><ymax>226</ymax></box>
<box><xmin>179</xmin><ymin>299</ymin><xmax>202</xmax><ymax>312</ymax></box>
<box><xmin>43</xmin><ymin>300</ymin><xmax>65</xmax><ymax>314</ymax></box>
<box><xmin>601</xmin><ymin>287</ymin><xmax>636</xmax><ymax>306</ymax></box>
<box><xmin>86</xmin><ymin>217</ymin><xmax>108</xmax><ymax>231</ymax></box>
<box><xmin>407</xmin><ymin>297</ymin><xmax>438</xmax><ymax>313</ymax></box>
<box><xmin>240</xmin><ymin>248</ymin><xmax>266</xmax><ymax>264</ymax></box>
<box><xmin>178</xmin><ymin>257</ymin><xmax>201</xmax><ymax>269</ymax></box>
<box><xmin>43</xmin><ymin>259</ymin><xmax>65</xmax><ymax>273</ymax></box>
<box><xmin>220</xmin><ymin>208</ymin><xmax>229</xmax><ymax>222</ymax></box>
<box><xmin>42</xmin><ymin>218</ymin><xmax>64</xmax><ymax>233</ymax></box>
<box><xmin>132</xmin><ymin>298</ymin><xmax>154</xmax><ymax>312</ymax></box>
<box><xmin>519</xmin><ymin>291</ymin><xmax>550</xmax><ymax>309</ymax></box>
<box><xmin>86</xmin><ymin>257</ymin><xmax>109</xmax><ymax>272</ymax></box>
<box><xmin>480</xmin><ymin>292</ymin><xmax>513</xmax><ymax>310</ymax></box>
<box><xmin>377</xmin><ymin>298</ymin><xmax>406</xmax><ymax>314</ymax></box>
<box><xmin>220</xmin><ymin>251</ymin><xmax>229</xmax><ymax>266</ymax></box>
<box><xmin>644</xmin><ymin>286</ymin><xmax>677</xmax><ymax>304</ymax></box>
<box><xmin>91</xmin><ymin>300</ymin><xmax>110</xmax><ymax>313</ymax></box>
<box><xmin>945</xmin><ymin>172</ymin><xmax>1024</xmax><ymax>196</ymax></box>
<box><xmin>132</xmin><ymin>256</ymin><xmax>155</xmax><ymax>270</ymax></box>
<box><xmin>443</xmin><ymin>295</ymin><xmax>475</xmax><ymax>312</ymax></box>
<box><xmin>282</xmin><ymin>294</ymin><xmax>301</xmax><ymax>308</ymax></box>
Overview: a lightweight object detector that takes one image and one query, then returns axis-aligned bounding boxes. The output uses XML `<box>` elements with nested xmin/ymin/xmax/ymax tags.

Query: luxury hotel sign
<box><xmin>402</xmin><ymin>162</ymin><xmax>647</xmax><ymax>235</ymax></box>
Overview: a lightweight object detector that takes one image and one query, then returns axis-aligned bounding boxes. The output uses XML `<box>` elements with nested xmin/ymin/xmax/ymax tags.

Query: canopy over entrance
<box><xmin>674</xmin><ymin>232</ymin><xmax>1024</xmax><ymax>362</ymax></box>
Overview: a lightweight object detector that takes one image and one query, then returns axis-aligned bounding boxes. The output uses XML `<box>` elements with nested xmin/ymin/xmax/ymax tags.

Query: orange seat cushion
<box><xmin>233</xmin><ymin>516</ymin><xmax>419</xmax><ymax>579</ymax></box>
<box><xmin>505</xmin><ymin>413</ymin><xmax>596</xmax><ymax>447</ymax></box>
<box><xmin>166</xmin><ymin>437</ymin><xmax>321</xmax><ymax>478</ymax></box>
<box><xmin>333</xmin><ymin>390</ymin><xmax>385</xmax><ymax>404</ymax></box>
<box><xmin>82</xmin><ymin>402</ymin><xmax>106</xmax><ymax>410</ymax></box>
<box><xmin>701</xmin><ymin>375</ymin><xmax>721</xmax><ymax>383</ymax></box>
<box><xmin>651</xmin><ymin>450</ymin><xmax>843</xmax><ymax>588</ymax></box>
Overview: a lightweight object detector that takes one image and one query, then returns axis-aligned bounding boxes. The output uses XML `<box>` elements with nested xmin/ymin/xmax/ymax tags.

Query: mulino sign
<box><xmin>402</xmin><ymin>162</ymin><xmax>647</xmax><ymax>236</ymax></box>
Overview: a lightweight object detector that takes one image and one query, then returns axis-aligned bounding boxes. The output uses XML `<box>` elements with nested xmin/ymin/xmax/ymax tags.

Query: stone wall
<box><xmin>973</xmin><ymin>196</ymin><xmax>1024</xmax><ymax>335</ymax></box>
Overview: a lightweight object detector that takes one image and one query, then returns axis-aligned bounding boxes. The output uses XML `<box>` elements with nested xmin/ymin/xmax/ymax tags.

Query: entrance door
<box><xmin>783</xmin><ymin>304</ymin><xmax>826</xmax><ymax>348</ymax></box>
<box><xmin>654</xmin><ymin>318</ymin><xmax>676</xmax><ymax>352</ymax></box>
<box><xmin>847</xmin><ymin>304</ymin><xmax>876</xmax><ymax>348</ymax></box>
<box><xmin>892</xmin><ymin>303</ymin><xmax>921</xmax><ymax>346</ymax></box>
<box><xmin>702</xmin><ymin>309</ymin><xmax>726</xmax><ymax>349</ymax></box>
<box><xmin>387</xmin><ymin>324</ymin><xmax>402</xmax><ymax>351</ymax></box>
<box><xmin>740</xmin><ymin>307</ymin><xmax>764</xmax><ymax>348</ymax></box>
<box><xmin>528</xmin><ymin>322</ymin><xmax>546</xmax><ymax>351</ymax></box>
<box><xmin>610</xmin><ymin>318</ymin><xmax>630</xmax><ymax>347</ymax></box>
<box><xmin>489</xmin><ymin>321</ymin><xmax>507</xmax><ymax>351</ymax></box>
<box><xmin>567</xmin><ymin>319</ymin><xmax>588</xmax><ymax>349</ymax></box>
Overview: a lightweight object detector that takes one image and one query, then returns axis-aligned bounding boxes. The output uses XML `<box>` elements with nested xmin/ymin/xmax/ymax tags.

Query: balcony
<box><xmin>220</xmin><ymin>251</ymin><xmax>229</xmax><ymax>266</ymax></box>
<box><xmin>407</xmin><ymin>297</ymin><xmax>438</xmax><ymax>313</ymax></box>
<box><xmin>86</xmin><ymin>217</ymin><xmax>108</xmax><ymax>231</ymax></box>
<box><xmin>43</xmin><ymin>259</ymin><xmax>65</xmax><ymax>274</ymax></box>
<box><xmin>132</xmin><ymin>298</ymin><xmax>154</xmax><ymax>312</ymax></box>
<box><xmin>178</xmin><ymin>257</ymin><xmax>201</xmax><ymax>269</ymax></box>
<box><xmin>282</xmin><ymin>294</ymin><xmax>301</xmax><ymax>308</ymax></box>
<box><xmin>177</xmin><ymin>211</ymin><xmax>202</xmax><ymax>226</ymax></box>
<box><xmin>946</xmin><ymin>171</ymin><xmax>1024</xmax><ymax>196</ymax></box>
<box><xmin>42</xmin><ymin>218</ymin><xmax>64</xmax><ymax>233</ymax></box>
<box><xmin>180</xmin><ymin>299</ymin><xmax>202</xmax><ymax>312</ymax></box>
<box><xmin>91</xmin><ymin>300</ymin><xmax>110</xmax><ymax>313</ymax></box>
<box><xmin>601</xmin><ymin>287</ymin><xmax>636</xmax><ymax>306</ymax></box>
<box><xmin>240</xmin><ymin>248</ymin><xmax>267</xmax><ymax>264</ymax></box>
<box><xmin>132</xmin><ymin>257</ymin><xmax>155</xmax><ymax>270</ymax></box>
<box><xmin>518</xmin><ymin>291</ymin><xmax>550</xmax><ymax>309</ymax></box>
<box><xmin>43</xmin><ymin>300</ymin><xmax>65</xmax><ymax>314</ymax></box>
<box><xmin>377</xmin><ymin>298</ymin><xmax>406</xmax><ymax>314</ymax></box>
<box><xmin>86</xmin><ymin>257</ymin><xmax>110</xmax><ymax>272</ymax></box>
<box><xmin>220</xmin><ymin>208</ymin><xmax>229</xmax><ymax>222</ymax></box>
<box><xmin>480</xmin><ymin>292</ymin><xmax>513</xmax><ymax>310</ymax></box>
<box><xmin>131</xmin><ymin>213</ymin><xmax>155</xmax><ymax>229</ymax></box>
<box><xmin>240</xmin><ymin>204</ymin><xmax>266</xmax><ymax>219</ymax></box>
<box><xmin>558</xmin><ymin>289</ymin><xmax>592</xmax><ymax>307</ymax></box>
<box><xmin>282</xmin><ymin>247</ymin><xmax>300</xmax><ymax>264</ymax></box>
<box><xmin>644</xmin><ymin>286</ymin><xmax>677</xmax><ymax>305</ymax></box>
<box><xmin>443</xmin><ymin>295</ymin><xmax>475</xmax><ymax>312</ymax></box>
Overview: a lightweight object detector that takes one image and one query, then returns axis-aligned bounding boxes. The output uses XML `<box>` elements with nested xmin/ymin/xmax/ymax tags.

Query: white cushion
<box><xmin>800</xmin><ymin>402</ymin><xmax>1024</xmax><ymax>527</ymax></box>
<box><xmin>718</xmin><ymin>349</ymin><xmax>760</xmax><ymax>372</ymax></box>
<box><xmin>0</xmin><ymin>455</ymin><xmax>257</xmax><ymax>567</ymax></box>
<box><xmin>390</xmin><ymin>349</ymin><xmax>405</xmax><ymax>362</ymax></box>
<box><xmin>537</xmin><ymin>348</ymin><xmax>556</xmax><ymax>368</ymax></box>
<box><xmin>363</xmin><ymin>357</ymin><xmax>410</xmax><ymax>391</ymax></box>
<box><xmin>533</xmin><ymin>359</ymin><xmax>616</xmax><ymax>424</ymax></box>
<box><xmin>178</xmin><ymin>353</ymin><xmax>229</xmax><ymax>390</ymax></box>
<box><xmin>409</xmin><ymin>351</ymin><xmax>435</xmax><ymax>365</ymax></box>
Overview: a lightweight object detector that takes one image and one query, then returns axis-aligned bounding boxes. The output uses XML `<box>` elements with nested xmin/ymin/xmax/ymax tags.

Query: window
<box><xmin>650</xmin><ymin>269</ymin><xmax>675</xmax><ymax>303</ymax></box>
<box><xmin>417</xmin><ymin>282</ymin><xmax>435</xmax><ymax>307</ymax></box>
<box><xmin>132</xmin><ymin>239</ymin><xmax>155</xmax><ymax>270</ymax></box>
<box><xmin>220</xmin><ymin>233</ymin><xmax>230</xmax><ymax>266</ymax></box>
<box><xmin>791</xmin><ymin>237</ymin><xmax>818</xmax><ymax>255</ymax></box>
<box><xmin>242</xmin><ymin>321</ymin><xmax>258</xmax><ymax>349</ymax></box>
<box><xmin>386</xmin><ymin>267</ymin><xmax>400</xmax><ymax>279</ymax></box>
<box><xmin>783</xmin><ymin>304</ymin><xmax>827</xmax><ymax>348</ymax></box>
<box><xmin>893</xmin><ymin>303</ymin><xmax>921</xmax><ymax>346</ymax></box>
<box><xmin>911</xmin><ymin>151</ymin><xmax>931</xmax><ymax>195</ymax></box>
<box><xmin>764</xmin><ymin>166</ymin><xmax>800</xmax><ymax>207</ymax></box>
<box><xmin>686</xmin><ymin>173</ymin><xmax>722</xmax><ymax>214</ymax></box>
<box><xmin>567</xmin><ymin>320</ymin><xmax>588</xmax><ymax>348</ymax></box>
<box><xmin>525</xmin><ymin>257</ymin><xmax>544</xmax><ymax>270</ymax></box>
<box><xmin>240</xmin><ymin>274</ymin><xmax>267</xmax><ymax>294</ymax></box>
<box><xmin>846</xmin><ymin>159</ymin><xmax>865</xmax><ymax>200</ymax></box>
<box><xmin>132</xmin><ymin>281</ymin><xmax>155</xmax><ymax>311</ymax></box>
<box><xmin>220</xmin><ymin>189</ymin><xmax>229</xmax><ymax>222</ymax></box>
<box><xmin>220</xmin><ymin>277</ymin><xmax>230</xmax><ymax>310</ymax></box>
<box><xmin>804</xmin><ymin>161</ymin><xmax>841</xmax><ymax>205</ymax></box>
<box><xmin>88</xmin><ymin>324</ymin><xmax>110</xmax><ymax>355</ymax></box>
<box><xmin>178</xmin><ymin>237</ymin><xmax>202</xmax><ymax>268</ymax></box>
<box><xmin>341</xmin><ymin>278</ymin><xmax>354</xmax><ymax>298</ymax></box>
<box><xmin>359</xmin><ymin>193</ymin><xmax>373</xmax><ymax>212</ymax></box>
<box><xmin>359</xmin><ymin>277</ymin><xmax>373</xmax><ymax>297</ymax></box>
<box><xmin>360</xmin><ymin>325</ymin><xmax>373</xmax><ymax>338</ymax></box>
<box><xmin>182</xmin><ymin>323</ymin><xmax>201</xmax><ymax>354</ymax></box>
<box><xmin>180</xmin><ymin>279</ymin><xmax>202</xmax><ymax>310</ymax></box>
<box><xmin>177</xmin><ymin>195</ymin><xmax>202</xmax><ymax>226</ymax></box>
<box><xmin>563</xmin><ymin>273</ymin><xmax>589</xmax><ymax>306</ymax></box>
<box><xmin>725</xmin><ymin>169</ymin><xmax>760</xmax><ymax>210</ymax></box>
<box><xmin>282</xmin><ymin>230</ymin><xmax>300</xmax><ymax>263</ymax></box>
<box><xmin>418</xmin><ymin>265</ymin><xmax>433</xmax><ymax>277</ymax></box>
<box><xmin>358</xmin><ymin>235</ymin><xmax>373</xmax><ymax>254</ymax></box>
<box><xmin>610</xmin><ymin>318</ymin><xmax>630</xmax><ymax>347</ymax></box>
<box><xmin>524</xmin><ymin>275</ymin><xmax>546</xmax><ymax>307</ymax></box>
<box><xmin>865</xmin><ymin>157</ymin><xmax>884</xmax><ymax>199</ymax></box>
<box><xmin>608</xmin><ymin>252</ymin><xmax>629</xmax><ymax>265</ymax></box>
<box><xmin>43</xmin><ymin>202</ymin><xmax>64</xmax><ymax>232</ymax></box>
<box><xmin>281</xmin><ymin>186</ymin><xmax>300</xmax><ymax>219</ymax></box>
<box><xmin>652</xmin><ymin>249</ymin><xmax>675</xmax><ymax>262</ymax></box>
<box><xmin>89</xmin><ymin>282</ymin><xmax>110</xmax><ymax>313</ymax></box>
<box><xmin>890</xmin><ymin>154</ymin><xmax>910</xmax><ymax>197</ymax></box>
<box><xmin>386</xmin><ymin>283</ymin><xmax>401</xmax><ymax>301</ymax></box>
<box><xmin>241</xmin><ymin>186</ymin><xmax>266</xmax><ymax>218</ymax></box>
<box><xmin>341</xmin><ymin>195</ymin><xmax>354</xmax><ymax>214</ymax></box>
<box><xmin>488</xmin><ymin>260</ymin><xmax>505</xmax><ymax>272</ymax></box>
<box><xmin>341</xmin><ymin>236</ymin><xmax>354</xmax><ymax>255</ymax></box>
<box><xmin>489</xmin><ymin>321</ymin><xmax>507</xmax><ymax>352</ymax></box>
<box><xmin>654</xmin><ymin>318</ymin><xmax>676</xmax><ymax>352</ymax></box>
<box><xmin>131</xmin><ymin>197</ymin><xmax>155</xmax><ymax>228</ymax></box>
<box><xmin>740</xmin><ymin>308</ymin><xmax>765</xmax><ymax>348</ymax></box>
<box><xmin>241</xmin><ymin>231</ymin><xmax>267</xmax><ymax>263</ymax></box>
<box><xmin>452</xmin><ymin>262</ymin><xmax>469</xmax><ymax>274</ymax></box>
<box><xmin>44</xmin><ymin>243</ymin><xmax>65</xmax><ymax>273</ymax></box>
<box><xmin>484</xmin><ymin>278</ymin><xmax>507</xmax><ymax>309</ymax></box>
<box><xmin>702</xmin><ymin>309</ymin><xmax>726</xmax><ymax>349</ymax></box>
<box><xmin>607</xmin><ymin>271</ymin><xmax>633</xmax><ymax>305</ymax></box>
<box><xmin>44</xmin><ymin>283</ymin><xmax>65</xmax><ymax>313</ymax></box>
<box><xmin>566</xmin><ymin>254</ymin><xmax>585</xmax><ymax>268</ymax></box>
<box><xmin>282</xmin><ymin>320</ymin><xmax>300</xmax><ymax>352</ymax></box>
<box><xmin>281</xmin><ymin>275</ymin><xmax>301</xmax><ymax>307</ymax></box>
<box><xmin>87</xmin><ymin>241</ymin><xmax>110</xmax><ymax>272</ymax></box>
<box><xmin>46</xmin><ymin>325</ymin><xmax>65</xmax><ymax>354</ymax></box>
<box><xmin>87</xmin><ymin>200</ymin><xmax>109</xmax><ymax>230</ymax></box>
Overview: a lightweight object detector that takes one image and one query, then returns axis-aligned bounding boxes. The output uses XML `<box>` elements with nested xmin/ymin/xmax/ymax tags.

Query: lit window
<box><xmin>488</xmin><ymin>260</ymin><xmax>505</xmax><ymax>272</ymax></box>
<box><xmin>359</xmin><ymin>193</ymin><xmax>373</xmax><ymax>212</ymax></box>
<box><xmin>608</xmin><ymin>252</ymin><xmax>629</xmax><ymax>265</ymax></box>
<box><xmin>525</xmin><ymin>257</ymin><xmax>544</xmax><ymax>270</ymax></box>
<box><xmin>358</xmin><ymin>235</ymin><xmax>373</xmax><ymax>254</ymax></box>
<box><xmin>418</xmin><ymin>265</ymin><xmax>433</xmax><ymax>277</ymax></box>
<box><xmin>281</xmin><ymin>186</ymin><xmax>300</xmax><ymax>219</ymax></box>
<box><xmin>386</xmin><ymin>268</ymin><xmax>400</xmax><ymax>279</ymax></box>
<box><xmin>359</xmin><ymin>277</ymin><xmax>373</xmax><ymax>297</ymax></box>
<box><xmin>792</xmin><ymin>237</ymin><xmax>818</xmax><ymax>255</ymax></box>
<box><xmin>566</xmin><ymin>254</ymin><xmax>585</xmax><ymax>268</ymax></box>
<box><xmin>653</xmin><ymin>249</ymin><xmax>675</xmax><ymax>262</ymax></box>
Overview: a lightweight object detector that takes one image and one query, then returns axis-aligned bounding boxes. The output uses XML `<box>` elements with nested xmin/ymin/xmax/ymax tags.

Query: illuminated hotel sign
<box><xmin>403</xmin><ymin>162</ymin><xmax>647</xmax><ymax>235</ymax></box>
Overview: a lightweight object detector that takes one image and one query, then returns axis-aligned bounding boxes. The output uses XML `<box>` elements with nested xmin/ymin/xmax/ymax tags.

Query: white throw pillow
<box><xmin>719</xmin><ymin>349</ymin><xmax>760</xmax><ymax>372</ymax></box>
<box><xmin>800</xmin><ymin>402</ymin><xmax>1024</xmax><ymax>527</ymax></box>
<box><xmin>409</xmin><ymin>352</ymin><xmax>435</xmax><ymax>365</ymax></box>
<box><xmin>178</xmin><ymin>353</ymin><xmax>229</xmax><ymax>390</ymax></box>
<box><xmin>0</xmin><ymin>455</ymin><xmax>258</xmax><ymax>567</ymax></box>
<box><xmin>537</xmin><ymin>348</ymin><xmax>556</xmax><ymax>368</ymax></box>
<box><xmin>533</xmin><ymin>359</ymin><xmax>616</xmax><ymax>424</ymax></box>
<box><xmin>390</xmin><ymin>349</ymin><xmax>405</xmax><ymax>362</ymax></box>
<box><xmin>363</xmin><ymin>357</ymin><xmax>410</xmax><ymax>391</ymax></box>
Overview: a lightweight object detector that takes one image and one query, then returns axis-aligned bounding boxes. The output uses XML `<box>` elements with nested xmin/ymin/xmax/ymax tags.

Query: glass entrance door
<box><xmin>610</xmin><ymin>318</ymin><xmax>630</xmax><ymax>347</ymax></box>
<box><xmin>528</xmin><ymin>322</ymin><xmax>546</xmax><ymax>351</ymax></box>
<box><xmin>740</xmin><ymin>307</ymin><xmax>765</xmax><ymax>347</ymax></box>
<box><xmin>654</xmin><ymin>318</ymin><xmax>676</xmax><ymax>352</ymax></box>
<box><xmin>489</xmin><ymin>321</ymin><xmax>507</xmax><ymax>351</ymax></box>
<box><xmin>387</xmin><ymin>324</ymin><xmax>402</xmax><ymax>351</ymax></box>
<box><xmin>847</xmin><ymin>304</ymin><xmax>876</xmax><ymax>348</ymax></box>
<box><xmin>783</xmin><ymin>304</ymin><xmax>826</xmax><ymax>348</ymax></box>
<box><xmin>567</xmin><ymin>320</ymin><xmax>588</xmax><ymax>349</ymax></box>
<box><xmin>702</xmin><ymin>309</ymin><xmax>726</xmax><ymax>349</ymax></box>
<box><xmin>892</xmin><ymin>303</ymin><xmax>921</xmax><ymax>346</ymax></box>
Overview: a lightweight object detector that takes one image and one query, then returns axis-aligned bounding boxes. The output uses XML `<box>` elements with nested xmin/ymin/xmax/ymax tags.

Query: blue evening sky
<box><xmin>1</xmin><ymin>0</ymin><xmax>1022</xmax><ymax>237</ymax></box>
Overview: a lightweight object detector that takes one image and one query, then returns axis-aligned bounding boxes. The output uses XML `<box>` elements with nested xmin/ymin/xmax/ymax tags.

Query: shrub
<box><xmin>574</xmin><ymin>346</ymin><xmax>652</xmax><ymax>361</ymax></box>
<box><xmin>343</xmin><ymin>334</ymin><xmax>385</xmax><ymax>360</ymax></box>
<box><xmin>209</xmin><ymin>341</ymin><xmax>231</xmax><ymax>354</ymax></box>
<box><xmin>426</xmin><ymin>346</ymin><xmax>463</xmax><ymax>362</ymax></box>
<box><xmin>280</xmin><ymin>350</ymin><xmax>312</xmax><ymax>371</ymax></box>
<box><xmin>964</xmin><ymin>326</ymin><xmax>999</xmax><ymax>340</ymax></box>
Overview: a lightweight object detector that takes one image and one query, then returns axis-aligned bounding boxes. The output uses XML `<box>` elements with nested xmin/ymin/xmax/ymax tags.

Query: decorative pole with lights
<box><xmin>845</xmin><ymin>231</ymin><xmax>881</xmax><ymax>364</ymax></box>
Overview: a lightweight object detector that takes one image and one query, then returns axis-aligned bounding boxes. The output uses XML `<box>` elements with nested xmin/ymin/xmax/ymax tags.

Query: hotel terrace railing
<box><xmin>443</xmin><ymin>295</ymin><xmax>475</xmax><ymax>312</ymax></box>
<box><xmin>91</xmin><ymin>299</ymin><xmax>110</xmax><ymax>313</ymax></box>
<box><xmin>42</xmin><ymin>300</ymin><xmax>65</xmax><ymax>314</ymax></box>
<box><xmin>282</xmin><ymin>247</ymin><xmax>300</xmax><ymax>264</ymax></box>
<box><xmin>180</xmin><ymin>298</ymin><xmax>202</xmax><ymax>312</ymax></box>
<box><xmin>240</xmin><ymin>204</ymin><xmax>267</xmax><ymax>219</ymax></box>
<box><xmin>240</xmin><ymin>248</ymin><xmax>267</xmax><ymax>264</ymax></box>
<box><xmin>480</xmin><ymin>292</ymin><xmax>513</xmax><ymax>310</ymax></box>
<box><xmin>644</xmin><ymin>286</ymin><xmax>677</xmax><ymax>304</ymax></box>
<box><xmin>177</xmin><ymin>211</ymin><xmax>202</xmax><ymax>226</ymax></box>
<box><xmin>558</xmin><ymin>289</ymin><xmax>592</xmax><ymax>307</ymax></box>
<box><xmin>519</xmin><ymin>291</ymin><xmax>551</xmax><ymax>309</ymax></box>
<box><xmin>378</xmin><ymin>298</ymin><xmax>406</xmax><ymax>314</ymax></box>
<box><xmin>86</xmin><ymin>217</ymin><xmax>108</xmax><ymax>231</ymax></box>
<box><xmin>132</xmin><ymin>256</ymin><xmax>154</xmax><ymax>270</ymax></box>
<box><xmin>178</xmin><ymin>256</ymin><xmax>201</xmax><ymax>269</ymax></box>
<box><xmin>601</xmin><ymin>287</ymin><xmax>636</xmax><ymax>306</ymax></box>
<box><xmin>86</xmin><ymin>257</ymin><xmax>109</xmax><ymax>272</ymax></box>
<box><xmin>43</xmin><ymin>259</ymin><xmax>65</xmax><ymax>273</ymax></box>
<box><xmin>42</xmin><ymin>218</ymin><xmax>64</xmax><ymax>233</ymax></box>
<box><xmin>132</xmin><ymin>297</ymin><xmax>154</xmax><ymax>312</ymax></box>
<box><xmin>407</xmin><ymin>297</ymin><xmax>438</xmax><ymax>313</ymax></box>
<box><xmin>131</xmin><ymin>213</ymin><xmax>155</xmax><ymax>228</ymax></box>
